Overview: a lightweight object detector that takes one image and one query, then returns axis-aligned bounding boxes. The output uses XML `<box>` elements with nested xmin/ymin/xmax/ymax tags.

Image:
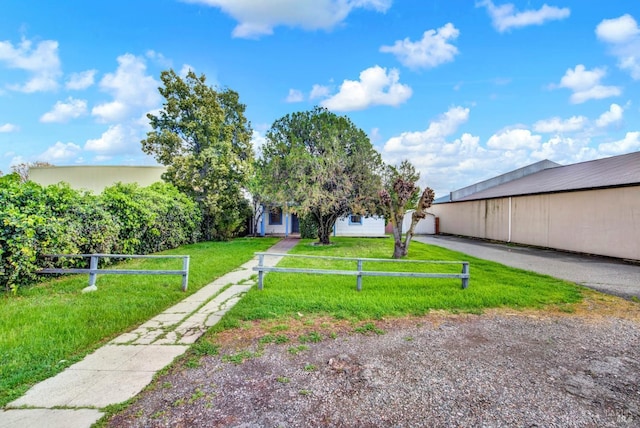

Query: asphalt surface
<box><xmin>413</xmin><ymin>235</ymin><xmax>640</xmax><ymax>300</ymax></box>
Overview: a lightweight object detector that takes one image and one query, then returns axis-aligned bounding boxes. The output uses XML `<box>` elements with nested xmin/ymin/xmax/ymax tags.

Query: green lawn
<box><xmin>0</xmin><ymin>237</ymin><xmax>279</xmax><ymax>407</ymax></box>
<box><xmin>217</xmin><ymin>237</ymin><xmax>584</xmax><ymax>326</ymax></box>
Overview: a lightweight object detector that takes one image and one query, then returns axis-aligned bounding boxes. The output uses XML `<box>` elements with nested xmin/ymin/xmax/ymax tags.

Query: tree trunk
<box><xmin>391</xmin><ymin>211</ymin><xmax>405</xmax><ymax>258</ymax></box>
<box><xmin>315</xmin><ymin>213</ymin><xmax>336</xmax><ymax>245</ymax></box>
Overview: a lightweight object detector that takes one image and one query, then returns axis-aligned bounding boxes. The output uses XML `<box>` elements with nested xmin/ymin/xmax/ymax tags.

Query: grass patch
<box><xmin>0</xmin><ymin>237</ymin><xmax>278</xmax><ymax>407</ymax></box>
<box><xmin>214</xmin><ymin>237</ymin><xmax>583</xmax><ymax>325</ymax></box>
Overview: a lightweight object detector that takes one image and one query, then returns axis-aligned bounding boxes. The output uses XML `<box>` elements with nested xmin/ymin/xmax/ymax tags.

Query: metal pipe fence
<box><xmin>253</xmin><ymin>252</ymin><xmax>469</xmax><ymax>291</ymax></box>
<box><xmin>38</xmin><ymin>254</ymin><xmax>190</xmax><ymax>292</ymax></box>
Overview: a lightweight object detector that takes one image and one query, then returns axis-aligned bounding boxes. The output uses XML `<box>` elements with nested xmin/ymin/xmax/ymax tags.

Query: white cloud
<box><xmin>286</xmin><ymin>89</ymin><xmax>304</xmax><ymax>102</ymax></box>
<box><xmin>320</xmin><ymin>65</ymin><xmax>412</xmax><ymax>111</ymax></box>
<box><xmin>476</xmin><ymin>0</ymin><xmax>570</xmax><ymax>33</ymax></box>
<box><xmin>383</xmin><ymin>106</ymin><xmax>470</xmax><ymax>153</ymax></box>
<box><xmin>596</xmin><ymin>14</ymin><xmax>640</xmax><ymax>80</ymax></box>
<box><xmin>530</xmin><ymin>135</ymin><xmax>596</xmax><ymax>163</ymax></box>
<box><xmin>0</xmin><ymin>37</ymin><xmax>61</xmax><ymax>92</ymax></box>
<box><xmin>596</xmin><ymin>14</ymin><xmax>639</xmax><ymax>44</ymax></box>
<box><xmin>533</xmin><ymin>115</ymin><xmax>587</xmax><ymax>133</ymax></box>
<box><xmin>598</xmin><ymin>131</ymin><xmax>640</xmax><ymax>155</ymax></box>
<box><xmin>380</xmin><ymin>23</ymin><xmax>460</xmax><ymax>70</ymax></box>
<box><xmin>487</xmin><ymin>128</ymin><xmax>541</xmax><ymax>150</ymax></box>
<box><xmin>310</xmin><ymin>84</ymin><xmax>330</xmax><ymax>99</ymax></box>
<box><xmin>595</xmin><ymin>103</ymin><xmax>624</xmax><ymax>128</ymax></box>
<box><xmin>65</xmin><ymin>70</ymin><xmax>97</xmax><ymax>90</ymax></box>
<box><xmin>556</xmin><ymin>64</ymin><xmax>621</xmax><ymax>104</ymax></box>
<box><xmin>0</xmin><ymin>123</ymin><xmax>19</xmax><ymax>133</ymax></box>
<box><xmin>251</xmin><ymin>129</ymin><xmax>267</xmax><ymax>159</ymax></box>
<box><xmin>39</xmin><ymin>142</ymin><xmax>82</xmax><ymax>163</ymax></box>
<box><xmin>40</xmin><ymin>97</ymin><xmax>88</xmax><ymax>123</ymax></box>
<box><xmin>84</xmin><ymin>124</ymin><xmax>139</xmax><ymax>155</ymax></box>
<box><xmin>92</xmin><ymin>54</ymin><xmax>160</xmax><ymax>122</ymax></box>
<box><xmin>183</xmin><ymin>0</ymin><xmax>392</xmax><ymax>38</ymax></box>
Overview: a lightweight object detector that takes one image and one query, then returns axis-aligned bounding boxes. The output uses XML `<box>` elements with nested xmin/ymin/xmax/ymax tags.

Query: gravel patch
<box><xmin>107</xmin><ymin>301</ymin><xmax>640</xmax><ymax>427</ymax></box>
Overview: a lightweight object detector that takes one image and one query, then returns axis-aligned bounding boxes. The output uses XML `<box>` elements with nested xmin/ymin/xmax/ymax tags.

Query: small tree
<box><xmin>258</xmin><ymin>107</ymin><xmax>382</xmax><ymax>245</ymax></box>
<box><xmin>379</xmin><ymin>160</ymin><xmax>435</xmax><ymax>258</ymax></box>
<box><xmin>11</xmin><ymin>161</ymin><xmax>53</xmax><ymax>182</ymax></box>
<box><xmin>142</xmin><ymin>69</ymin><xmax>253</xmax><ymax>241</ymax></box>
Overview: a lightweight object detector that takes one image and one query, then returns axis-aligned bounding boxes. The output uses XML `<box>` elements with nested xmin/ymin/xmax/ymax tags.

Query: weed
<box><xmin>288</xmin><ymin>345</ymin><xmax>309</xmax><ymax>355</ymax></box>
<box><xmin>354</xmin><ymin>323</ymin><xmax>385</xmax><ymax>335</ymax></box>
<box><xmin>162</xmin><ymin>381</ymin><xmax>172</xmax><ymax>389</ymax></box>
<box><xmin>151</xmin><ymin>410</ymin><xmax>166</xmax><ymax>419</ymax></box>
<box><xmin>304</xmin><ymin>364</ymin><xmax>317</xmax><ymax>372</ymax></box>
<box><xmin>222</xmin><ymin>350</ymin><xmax>261</xmax><ymax>365</ymax></box>
<box><xmin>188</xmin><ymin>388</ymin><xmax>205</xmax><ymax>404</ymax></box>
<box><xmin>185</xmin><ymin>357</ymin><xmax>201</xmax><ymax>369</ymax></box>
<box><xmin>299</xmin><ymin>389</ymin><xmax>312</xmax><ymax>396</ymax></box>
<box><xmin>277</xmin><ymin>376</ymin><xmax>290</xmax><ymax>383</ymax></box>
<box><xmin>191</xmin><ymin>340</ymin><xmax>220</xmax><ymax>357</ymax></box>
<box><xmin>173</xmin><ymin>398</ymin><xmax>185</xmax><ymax>407</ymax></box>
<box><xmin>299</xmin><ymin>331</ymin><xmax>322</xmax><ymax>343</ymax></box>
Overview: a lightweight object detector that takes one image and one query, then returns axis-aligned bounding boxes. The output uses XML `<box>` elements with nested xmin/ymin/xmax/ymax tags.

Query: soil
<box><xmin>107</xmin><ymin>293</ymin><xmax>640</xmax><ymax>427</ymax></box>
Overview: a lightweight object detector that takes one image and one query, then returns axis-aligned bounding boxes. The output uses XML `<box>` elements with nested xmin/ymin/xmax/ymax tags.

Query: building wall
<box><xmin>402</xmin><ymin>211</ymin><xmax>436</xmax><ymax>235</ymax></box>
<box><xmin>334</xmin><ymin>216</ymin><xmax>386</xmax><ymax>237</ymax></box>
<box><xmin>431</xmin><ymin>186</ymin><xmax>640</xmax><ymax>260</ymax></box>
<box><xmin>30</xmin><ymin>166</ymin><xmax>167</xmax><ymax>193</ymax></box>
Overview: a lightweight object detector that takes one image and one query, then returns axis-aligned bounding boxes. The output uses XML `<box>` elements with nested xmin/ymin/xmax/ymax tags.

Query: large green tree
<box><xmin>379</xmin><ymin>160</ymin><xmax>435</xmax><ymax>258</ymax></box>
<box><xmin>142</xmin><ymin>70</ymin><xmax>253</xmax><ymax>240</ymax></box>
<box><xmin>259</xmin><ymin>107</ymin><xmax>382</xmax><ymax>245</ymax></box>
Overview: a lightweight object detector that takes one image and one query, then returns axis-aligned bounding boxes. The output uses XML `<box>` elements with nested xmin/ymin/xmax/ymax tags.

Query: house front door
<box><xmin>291</xmin><ymin>214</ymin><xmax>300</xmax><ymax>233</ymax></box>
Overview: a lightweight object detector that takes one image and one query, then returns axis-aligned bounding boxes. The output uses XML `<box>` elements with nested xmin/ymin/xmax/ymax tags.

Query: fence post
<box><xmin>258</xmin><ymin>254</ymin><xmax>265</xmax><ymax>290</ymax></box>
<box><xmin>82</xmin><ymin>255</ymin><xmax>99</xmax><ymax>293</ymax></box>
<box><xmin>356</xmin><ymin>259</ymin><xmax>363</xmax><ymax>291</ymax></box>
<box><xmin>461</xmin><ymin>262</ymin><xmax>469</xmax><ymax>289</ymax></box>
<box><xmin>182</xmin><ymin>256</ymin><xmax>190</xmax><ymax>292</ymax></box>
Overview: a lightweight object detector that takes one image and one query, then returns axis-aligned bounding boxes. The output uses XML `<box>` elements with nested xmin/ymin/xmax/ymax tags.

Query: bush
<box><xmin>1</xmin><ymin>178</ymin><xmax>201</xmax><ymax>293</ymax></box>
<box><xmin>299</xmin><ymin>214</ymin><xmax>318</xmax><ymax>239</ymax></box>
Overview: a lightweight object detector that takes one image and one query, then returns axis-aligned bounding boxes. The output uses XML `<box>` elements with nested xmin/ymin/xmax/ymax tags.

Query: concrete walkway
<box><xmin>414</xmin><ymin>235</ymin><xmax>640</xmax><ymax>300</ymax></box>
<box><xmin>0</xmin><ymin>238</ymin><xmax>299</xmax><ymax>428</ymax></box>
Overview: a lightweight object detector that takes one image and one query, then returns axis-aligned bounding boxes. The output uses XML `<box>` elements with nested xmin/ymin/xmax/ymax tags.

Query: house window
<box><xmin>349</xmin><ymin>214</ymin><xmax>363</xmax><ymax>225</ymax></box>
<box><xmin>269</xmin><ymin>207</ymin><xmax>283</xmax><ymax>225</ymax></box>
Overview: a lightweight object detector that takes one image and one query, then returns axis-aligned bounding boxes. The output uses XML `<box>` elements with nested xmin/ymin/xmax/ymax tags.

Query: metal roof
<box><xmin>453</xmin><ymin>151</ymin><xmax>640</xmax><ymax>202</ymax></box>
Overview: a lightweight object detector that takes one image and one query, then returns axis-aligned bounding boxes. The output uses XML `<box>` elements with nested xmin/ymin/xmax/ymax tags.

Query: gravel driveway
<box><xmin>107</xmin><ymin>294</ymin><xmax>640</xmax><ymax>428</ymax></box>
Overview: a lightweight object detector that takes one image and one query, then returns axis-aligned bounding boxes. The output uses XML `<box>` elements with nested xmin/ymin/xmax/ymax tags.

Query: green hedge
<box><xmin>0</xmin><ymin>175</ymin><xmax>201</xmax><ymax>293</ymax></box>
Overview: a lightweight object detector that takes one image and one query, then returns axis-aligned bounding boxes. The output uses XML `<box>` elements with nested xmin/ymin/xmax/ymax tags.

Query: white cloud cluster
<box><xmin>0</xmin><ymin>37</ymin><xmax>61</xmax><ymax>92</ymax></box>
<box><xmin>384</xmin><ymin>106</ymin><xmax>470</xmax><ymax>153</ymax></box>
<box><xmin>65</xmin><ymin>70</ymin><xmax>97</xmax><ymax>90</ymax></box>
<box><xmin>320</xmin><ymin>66</ymin><xmax>412</xmax><ymax>111</ymax></box>
<box><xmin>40</xmin><ymin>97</ymin><xmax>88</xmax><ymax>123</ymax></box>
<box><xmin>595</xmin><ymin>103</ymin><xmax>624</xmax><ymax>128</ymax></box>
<box><xmin>0</xmin><ymin>123</ymin><xmax>19</xmax><ymax>133</ymax></box>
<box><xmin>39</xmin><ymin>142</ymin><xmax>82</xmax><ymax>163</ymax></box>
<box><xmin>92</xmin><ymin>54</ymin><xmax>160</xmax><ymax>122</ymax></box>
<box><xmin>380</xmin><ymin>23</ymin><xmax>460</xmax><ymax>70</ymax></box>
<box><xmin>487</xmin><ymin>128</ymin><xmax>541</xmax><ymax>150</ymax></box>
<box><xmin>598</xmin><ymin>132</ymin><xmax>640</xmax><ymax>155</ymax></box>
<box><xmin>596</xmin><ymin>14</ymin><xmax>640</xmax><ymax>80</ymax></box>
<box><xmin>183</xmin><ymin>0</ymin><xmax>392</xmax><ymax>38</ymax></box>
<box><xmin>556</xmin><ymin>64</ymin><xmax>621</xmax><ymax>104</ymax></box>
<box><xmin>285</xmin><ymin>89</ymin><xmax>304</xmax><ymax>103</ymax></box>
<box><xmin>533</xmin><ymin>115</ymin><xmax>587</xmax><ymax>133</ymax></box>
<box><xmin>476</xmin><ymin>0</ymin><xmax>570</xmax><ymax>33</ymax></box>
<box><xmin>84</xmin><ymin>124</ymin><xmax>140</xmax><ymax>158</ymax></box>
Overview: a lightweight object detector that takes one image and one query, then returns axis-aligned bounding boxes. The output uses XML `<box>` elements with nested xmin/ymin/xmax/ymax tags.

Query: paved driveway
<box><xmin>413</xmin><ymin>235</ymin><xmax>640</xmax><ymax>300</ymax></box>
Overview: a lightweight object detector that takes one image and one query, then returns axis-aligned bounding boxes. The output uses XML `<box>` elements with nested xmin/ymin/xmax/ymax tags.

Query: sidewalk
<box><xmin>0</xmin><ymin>238</ymin><xmax>299</xmax><ymax>428</ymax></box>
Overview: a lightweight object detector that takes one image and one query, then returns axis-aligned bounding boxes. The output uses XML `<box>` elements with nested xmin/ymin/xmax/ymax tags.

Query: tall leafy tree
<box><xmin>379</xmin><ymin>160</ymin><xmax>435</xmax><ymax>258</ymax></box>
<box><xmin>142</xmin><ymin>70</ymin><xmax>253</xmax><ymax>240</ymax></box>
<box><xmin>259</xmin><ymin>107</ymin><xmax>382</xmax><ymax>245</ymax></box>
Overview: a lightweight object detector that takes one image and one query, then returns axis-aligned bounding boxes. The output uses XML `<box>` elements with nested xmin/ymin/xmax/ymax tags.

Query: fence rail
<box><xmin>253</xmin><ymin>252</ymin><xmax>469</xmax><ymax>291</ymax></box>
<box><xmin>38</xmin><ymin>253</ymin><xmax>190</xmax><ymax>292</ymax></box>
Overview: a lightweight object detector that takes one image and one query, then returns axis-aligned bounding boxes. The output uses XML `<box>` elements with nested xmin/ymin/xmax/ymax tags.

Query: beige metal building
<box><xmin>431</xmin><ymin>152</ymin><xmax>640</xmax><ymax>261</ymax></box>
<box><xmin>30</xmin><ymin>165</ymin><xmax>167</xmax><ymax>193</ymax></box>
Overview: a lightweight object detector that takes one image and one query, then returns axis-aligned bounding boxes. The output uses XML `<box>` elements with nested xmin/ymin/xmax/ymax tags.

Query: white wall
<box><xmin>334</xmin><ymin>215</ymin><xmax>385</xmax><ymax>237</ymax></box>
<box><xmin>402</xmin><ymin>211</ymin><xmax>436</xmax><ymax>235</ymax></box>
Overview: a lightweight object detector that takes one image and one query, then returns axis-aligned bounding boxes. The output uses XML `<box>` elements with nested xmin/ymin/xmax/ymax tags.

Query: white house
<box><xmin>402</xmin><ymin>210</ymin><xmax>436</xmax><ymax>235</ymax></box>
<box><xmin>257</xmin><ymin>207</ymin><xmax>385</xmax><ymax>237</ymax></box>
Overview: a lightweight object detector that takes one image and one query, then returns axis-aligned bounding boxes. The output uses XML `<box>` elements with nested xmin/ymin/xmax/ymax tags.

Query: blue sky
<box><xmin>1</xmin><ymin>0</ymin><xmax>638</xmax><ymax>197</ymax></box>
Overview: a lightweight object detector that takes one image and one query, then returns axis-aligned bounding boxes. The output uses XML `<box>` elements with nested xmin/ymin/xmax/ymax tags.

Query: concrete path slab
<box><xmin>1</xmin><ymin>238</ymin><xmax>299</xmax><ymax>428</ymax></box>
<box><xmin>0</xmin><ymin>409</ymin><xmax>103</xmax><ymax>428</ymax></box>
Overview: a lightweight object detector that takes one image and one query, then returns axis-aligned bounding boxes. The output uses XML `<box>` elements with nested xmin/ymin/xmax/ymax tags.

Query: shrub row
<box><xmin>0</xmin><ymin>174</ymin><xmax>201</xmax><ymax>293</ymax></box>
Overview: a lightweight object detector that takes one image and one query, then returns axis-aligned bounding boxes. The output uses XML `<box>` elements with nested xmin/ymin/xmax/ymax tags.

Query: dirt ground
<box><xmin>107</xmin><ymin>293</ymin><xmax>640</xmax><ymax>428</ymax></box>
